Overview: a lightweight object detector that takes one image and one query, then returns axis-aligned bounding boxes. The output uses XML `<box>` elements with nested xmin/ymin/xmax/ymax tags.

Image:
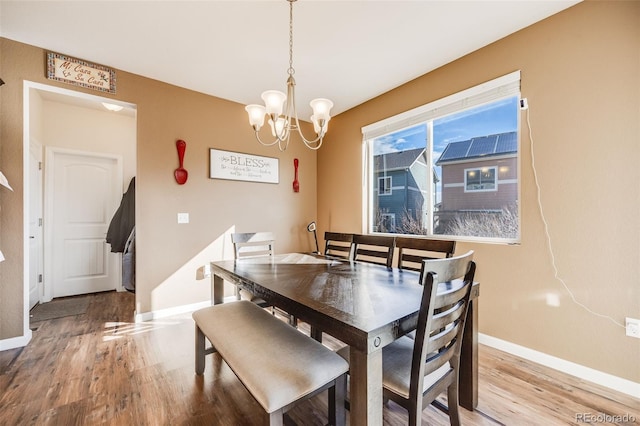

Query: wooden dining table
<box><xmin>210</xmin><ymin>252</ymin><xmax>479</xmax><ymax>426</ymax></box>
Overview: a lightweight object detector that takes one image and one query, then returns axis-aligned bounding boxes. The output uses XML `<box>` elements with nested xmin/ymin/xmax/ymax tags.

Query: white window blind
<box><xmin>362</xmin><ymin>70</ymin><xmax>521</xmax><ymax>140</ymax></box>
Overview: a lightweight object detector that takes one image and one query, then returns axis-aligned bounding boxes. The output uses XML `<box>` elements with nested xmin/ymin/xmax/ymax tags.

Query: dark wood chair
<box><xmin>395</xmin><ymin>236</ymin><xmax>456</xmax><ymax>282</ymax></box>
<box><xmin>351</xmin><ymin>234</ymin><xmax>395</xmax><ymax>268</ymax></box>
<box><xmin>324</xmin><ymin>232</ymin><xmax>354</xmax><ymax>259</ymax></box>
<box><xmin>381</xmin><ymin>251</ymin><xmax>475</xmax><ymax>425</ymax></box>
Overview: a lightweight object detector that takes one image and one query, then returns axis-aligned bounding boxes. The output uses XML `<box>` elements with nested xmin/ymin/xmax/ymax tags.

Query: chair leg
<box><xmin>328</xmin><ymin>374</ymin><xmax>347</xmax><ymax>426</ymax></box>
<box><xmin>447</xmin><ymin>383</ymin><xmax>461</xmax><ymax>426</ymax></box>
<box><xmin>195</xmin><ymin>324</ymin><xmax>206</xmax><ymax>375</ymax></box>
<box><xmin>289</xmin><ymin>315</ymin><xmax>298</xmax><ymax>328</ymax></box>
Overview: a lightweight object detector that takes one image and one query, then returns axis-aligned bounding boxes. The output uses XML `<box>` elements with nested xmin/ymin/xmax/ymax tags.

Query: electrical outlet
<box><xmin>177</xmin><ymin>213</ymin><xmax>189</xmax><ymax>224</ymax></box>
<box><xmin>626</xmin><ymin>317</ymin><xmax>640</xmax><ymax>338</ymax></box>
<box><xmin>519</xmin><ymin>98</ymin><xmax>528</xmax><ymax>110</ymax></box>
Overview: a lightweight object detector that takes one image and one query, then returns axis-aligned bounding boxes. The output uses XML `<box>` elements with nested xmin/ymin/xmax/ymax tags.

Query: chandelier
<box><xmin>245</xmin><ymin>0</ymin><xmax>333</xmax><ymax>151</ymax></box>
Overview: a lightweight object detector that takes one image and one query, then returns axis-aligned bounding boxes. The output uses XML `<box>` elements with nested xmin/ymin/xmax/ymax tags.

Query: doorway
<box><xmin>44</xmin><ymin>148</ymin><xmax>123</xmax><ymax>299</ymax></box>
<box><xmin>24</xmin><ymin>81</ymin><xmax>137</xmax><ymax>305</ymax></box>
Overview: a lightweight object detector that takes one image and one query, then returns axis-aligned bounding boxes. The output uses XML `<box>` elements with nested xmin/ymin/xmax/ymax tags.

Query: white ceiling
<box><xmin>1</xmin><ymin>0</ymin><xmax>581</xmax><ymax>118</ymax></box>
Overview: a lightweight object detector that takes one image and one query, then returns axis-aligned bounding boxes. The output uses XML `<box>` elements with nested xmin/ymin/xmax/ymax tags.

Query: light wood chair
<box><xmin>231</xmin><ymin>232</ymin><xmax>274</xmax><ymax>308</ymax></box>
<box><xmin>324</xmin><ymin>232</ymin><xmax>354</xmax><ymax>259</ymax></box>
<box><xmin>381</xmin><ymin>251</ymin><xmax>475</xmax><ymax>425</ymax></box>
<box><xmin>351</xmin><ymin>234</ymin><xmax>395</xmax><ymax>268</ymax></box>
<box><xmin>231</xmin><ymin>231</ymin><xmax>296</xmax><ymax>327</ymax></box>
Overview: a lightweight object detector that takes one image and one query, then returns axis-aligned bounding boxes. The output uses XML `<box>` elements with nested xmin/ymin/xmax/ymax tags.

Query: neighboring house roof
<box><xmin>436</xmin><ymin>131</ymin><xmax>517</xmax><ymax>165</ymax></box>
<box><xmin>373</xmin><ymin>148</ymin><xmax>426</xmax><ymax>172</ymax></box>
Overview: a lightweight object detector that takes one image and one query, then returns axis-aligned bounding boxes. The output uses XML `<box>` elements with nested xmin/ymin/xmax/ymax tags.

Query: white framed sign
<box><xmin>209</xmin><ymin>149</ymin><xmax>279</xmax><ymax>184</ymax></box>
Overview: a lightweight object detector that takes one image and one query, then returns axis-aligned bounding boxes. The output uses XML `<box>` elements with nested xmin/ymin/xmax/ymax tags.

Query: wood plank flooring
<box><xmin>1</xmin><ymin>291</ymin><xmax>638</xmax><ymax>425</ymax></box>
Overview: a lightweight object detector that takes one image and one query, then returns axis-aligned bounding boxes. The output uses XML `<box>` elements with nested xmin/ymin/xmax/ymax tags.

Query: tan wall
<box><xmin>0</xmin><ymin>38</ymin><xmax>318</xmax><ymax>338</ymax></box>
<box><xmin>318</xmin><ymin>1</ymin><xmax>640</xmax><ymax>382</ymax></box>
<box><xmin>39</xmin><ymin>96</ymin><xmax>137</xmax><ymax>187</ymax></box>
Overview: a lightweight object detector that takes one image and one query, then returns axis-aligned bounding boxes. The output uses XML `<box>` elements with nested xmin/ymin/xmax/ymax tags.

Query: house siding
<box><xmin>441</xmin><ymin>157</ymin><xmax>517</xmax><ymax>211</ymax></box>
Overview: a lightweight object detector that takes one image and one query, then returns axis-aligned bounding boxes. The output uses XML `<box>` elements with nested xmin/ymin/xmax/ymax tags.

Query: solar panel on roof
<box><xmin>496</xmin><ymin>132</ymin><xmax>517</xmax><ymax>154</ymax></box>
<box><xmin>438</xmin><ymin>140</ymin><xmax>472</xmax><ymax>162</ymax></box>
<box><xmin>467</xmin><ymin>135</ymin><xmax>497</xmax><ymax>157</ymax></box>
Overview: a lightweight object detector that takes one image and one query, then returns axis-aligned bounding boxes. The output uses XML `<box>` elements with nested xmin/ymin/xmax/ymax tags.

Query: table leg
<box><xmin>211</xmin><ymin>272</ymin><xmax>224</xmax><ymax>305</ymax></box>
<box><xmin>459</xmin><ymin>297</ymin><xmax>478</xmax><ymax>410</ymax></box>
<box><xmin>349</xmin><ymin>347</ymin><xmax>383</xmax><ymax>426</ymax></box>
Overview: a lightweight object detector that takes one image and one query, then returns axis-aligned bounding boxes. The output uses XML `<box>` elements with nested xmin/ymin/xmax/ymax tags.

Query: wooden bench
<box><xmin>193</xmin><ymin>301</ymin><xmax>348</xmax><ymax>425</ymax></box>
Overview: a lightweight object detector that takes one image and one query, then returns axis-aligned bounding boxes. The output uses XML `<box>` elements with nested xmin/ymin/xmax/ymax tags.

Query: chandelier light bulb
<box><xmin>269</xmin><ymin>117</ymin><xmax>288</xmax><ymax>137</ymax></box>
<box><xmin>245</xmin><ymin>104</ymin><xmax>266</xmax><ymax>130</ymax></box>
<box><xmin>309</xmin><ymin>98</ymin><xmax>333</xmax><ymax>121</ymax></box>
<box><xmin>261</xmin><ymin>90</ymin><xmax>287</xmax><ymax>116</ymax></box>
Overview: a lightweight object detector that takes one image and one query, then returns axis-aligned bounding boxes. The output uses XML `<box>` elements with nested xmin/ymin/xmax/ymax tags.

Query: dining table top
<box><xmin>211</xmin><ymin>252</ymin><xmax>477</xmax><ymax>354</ymax></box>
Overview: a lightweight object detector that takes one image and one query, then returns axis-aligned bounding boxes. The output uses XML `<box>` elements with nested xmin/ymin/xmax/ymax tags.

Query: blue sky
<box><xmin>372</xmin><ymin>96</ymin><xmax>519</xmax><ymax>160</ymax></box>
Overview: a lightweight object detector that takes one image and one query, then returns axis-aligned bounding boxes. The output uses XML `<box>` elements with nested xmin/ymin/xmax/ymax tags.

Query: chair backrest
<box><xmin>231</xmin><ymin>232</ymin><xmax>275</xmax><ymax>259</ymax></box>
<box><xmin>324</xmin><ymin>232</ymin><xmax>354</xmax><ymax>259</ymax></box>
<box><xmin>395</xmin><ymin>236</ymin><xmax>456</xmax><ymax>276</ymax></box>
<box><xmin>410</xmin><ymin>251</ymin><xmax>475</xmax><ymax>403</ymax></box>
<box><xmin>351</xmin><ymin>234</ymin><xmax>395</xmax><ymax>268</ymax></box>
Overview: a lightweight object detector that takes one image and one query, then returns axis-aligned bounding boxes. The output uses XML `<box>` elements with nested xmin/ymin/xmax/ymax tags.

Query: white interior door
<box><xmin>46</xmin><ymin>148</ymin><xmax>122</xmax><ymax>299</ymax></box>
<box><xmin>29</xmin><ymin>142</ymin><xmax>43</xmax><ymax>308</ymax></box>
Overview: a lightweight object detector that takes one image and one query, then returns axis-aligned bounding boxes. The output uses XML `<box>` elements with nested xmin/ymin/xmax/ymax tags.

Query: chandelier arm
<box><xmin>288</xmin><ymin>91</ymin><xmax>325</xmax><ymax>147</ymax></box>
<box><xmin>254</xmin><ymin>131</ymin><xmax>285</xmax><ymax>147</ymax></box>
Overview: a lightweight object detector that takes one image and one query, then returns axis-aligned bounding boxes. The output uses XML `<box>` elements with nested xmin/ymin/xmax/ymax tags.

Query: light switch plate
<box><xmin>177</xmin><ymin>213</ymin><xmax>189</xmax><ymax>224</ymax></box>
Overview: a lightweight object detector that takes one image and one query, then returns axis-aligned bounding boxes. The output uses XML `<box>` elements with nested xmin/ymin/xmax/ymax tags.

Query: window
<box><xmin>363</xmin><ymin>71</ymin><xmax>520</xmax><ymax>243</ymax></box>
<box><xmin>465</xmin><ymin>167</ymin><xmax>497</xmax><ymax>192</ymax></box>
<box><xmin>378</xmin><ymin>176</ymin><xmax>392</xmax><ymax>195</ymax></box>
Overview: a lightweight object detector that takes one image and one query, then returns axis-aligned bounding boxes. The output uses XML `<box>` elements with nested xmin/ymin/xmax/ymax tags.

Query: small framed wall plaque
<box><xmin>210</xmin><ymin>149</ymin><xmax>279</xmax><ymax>184</ymax></box>
<box><xmin>47</xmin><ymin>52</ymin><xmax>116</xmax><ymax>93</ymax></box>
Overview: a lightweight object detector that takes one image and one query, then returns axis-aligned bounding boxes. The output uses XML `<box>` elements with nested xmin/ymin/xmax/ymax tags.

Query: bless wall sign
<box><xmin>47</xmin><ymin>52</ymin><xmax>116</xmax><ymax>93</ymax></box>
<box><xmin>210</xmin><ymin>149</ymin><xmax>279</xmax><ymax>184</ymax></box>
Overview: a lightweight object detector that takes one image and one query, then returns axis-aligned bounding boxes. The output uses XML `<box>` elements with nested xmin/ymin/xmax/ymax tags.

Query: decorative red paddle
<box><xmin>293</xmin><ymin>158</ymin><xmax>300</xmax><ymax>192</ymax></box>
<box><xmin>175</xmin><ymin>139</ymin><xmax>188</xmax><ymax>185</ymax></box>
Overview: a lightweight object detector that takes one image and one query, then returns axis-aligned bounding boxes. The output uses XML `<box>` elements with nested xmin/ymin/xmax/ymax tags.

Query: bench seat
<box><xmin>193</xmin><ymin>300</ymin><xmax>348</xmax><ymax>425</ymax></box>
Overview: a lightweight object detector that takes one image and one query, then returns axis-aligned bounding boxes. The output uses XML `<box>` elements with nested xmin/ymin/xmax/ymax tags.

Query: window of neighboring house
<box><xmin>378</xmin><ymin>176</ymin><xmax>392</xmax><ymax>195</ymax></box>
<box><xmin>465</xmin><ymin>167</ymin><xmax>497</xmax><ymax>192</ymax></box>
<box><xmin>362</xmin><ymin>71</ymin><xmax>521</xmax><ymax>243</ymax></box>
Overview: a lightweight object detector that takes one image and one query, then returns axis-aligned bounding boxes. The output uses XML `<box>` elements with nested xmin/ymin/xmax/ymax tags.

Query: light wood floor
<box><xmin>1</xmin><ymin>291</ymin><xmax>638</xmax><ymax>425</ymax></box>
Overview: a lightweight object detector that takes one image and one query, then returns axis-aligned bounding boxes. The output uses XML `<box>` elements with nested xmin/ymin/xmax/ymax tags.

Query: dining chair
<box><xmin>231</xmin><ymin>231</ymin><xmax>297</xmax><ymax>326</ymax></box>
<box><xmin>231</xmin><ymin>232</ymin><xmax>274</xmax><ymax>307</ymax></box>
<box><xmin>381</xmin><ymin>251</ymin><xmax>475</xmax><ymax>425</ymax></box>
<box><xmin>324</xmin><ymin>232</ymin><xmax>354</xmax><ymax>259</ymax></box>
<box><xmin>351</xmin><ymin>234</ymin><xmax>396</xmax><ymax>268</ymax></box>
<box><xmin>395</xmin><ymin>236</ymin><xmax>456</xmax><ymax>282</ymax></box>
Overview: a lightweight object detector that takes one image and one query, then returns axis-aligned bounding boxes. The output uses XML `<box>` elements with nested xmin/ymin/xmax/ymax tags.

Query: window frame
<box><xmin>361</xmin><ymin>71</ymin><xmax>522</xmax><ymax>244</ymax></box>
<box><xmin>377</xmin><ymin>176</ymin><xmax>392</xmax><ymax>196</ymax></box>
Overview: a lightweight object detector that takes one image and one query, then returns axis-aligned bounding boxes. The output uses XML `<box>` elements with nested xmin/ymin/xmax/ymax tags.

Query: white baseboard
<box><xmin>134</xmin><ymin>296</ymin><xmax>237</xmax><ymax>323</ymax></box>
<box><xmin>0</xmin><ymin>330</ymin><xmax>32</xmax><ymax>351</ymax></box>
<box><xmin>479</xmin><ymin>333</ymin><xmax>640</xmax><ymax>399</ymax></box>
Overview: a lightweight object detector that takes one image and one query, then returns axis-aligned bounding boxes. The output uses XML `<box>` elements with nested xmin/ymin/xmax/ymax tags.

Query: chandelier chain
<box><xmin>288</xmin><ymin>0</ymin><xmax>294</xmax><ymax>76</ymax></box>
